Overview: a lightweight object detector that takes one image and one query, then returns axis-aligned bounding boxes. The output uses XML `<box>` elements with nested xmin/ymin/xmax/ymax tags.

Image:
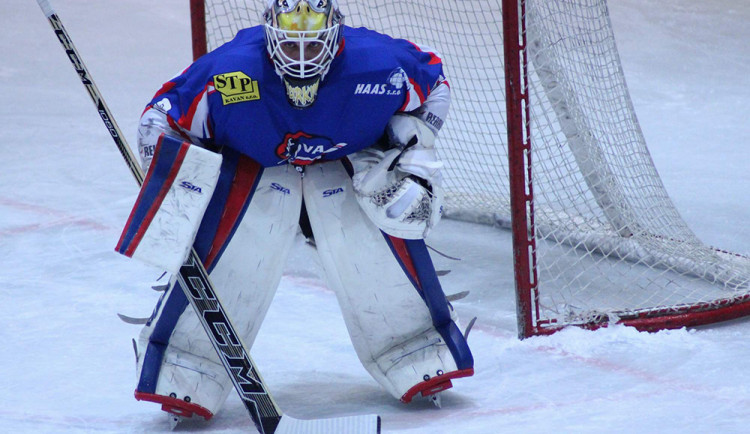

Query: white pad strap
<box><xmin>116</xmin><ymin>135</ymin><xmax>222</xmax><ymax>273</ymax></box>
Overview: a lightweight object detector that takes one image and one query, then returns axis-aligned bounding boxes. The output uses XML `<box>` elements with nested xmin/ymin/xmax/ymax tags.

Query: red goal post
<box><xmin>190</xmin><ymin>0</ymin><xmax>206</xmax><ymax>60</ymax></box>
<box><xmin>190</xmin><ymin>0</ymin><xmax>750</xmax><ymax>338</ymax></box>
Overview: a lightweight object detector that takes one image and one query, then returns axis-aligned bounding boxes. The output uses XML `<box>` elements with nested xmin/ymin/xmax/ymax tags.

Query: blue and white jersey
<box><xmin>144</xmin><ymin>25</ymin><xmax>450</xmax><ymax>168</ymax></box>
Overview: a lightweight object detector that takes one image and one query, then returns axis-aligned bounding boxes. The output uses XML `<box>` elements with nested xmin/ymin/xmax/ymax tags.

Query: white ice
<box><xmin>1</xmin><ymin>0</ymin><xmax>748</xmax><ymax>433</ymax></box>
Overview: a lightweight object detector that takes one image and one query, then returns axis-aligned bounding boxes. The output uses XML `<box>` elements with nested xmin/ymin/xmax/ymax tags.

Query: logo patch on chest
<box><xmin>354</xmin><ymin>67</ymin><xmax>408</xmax><ymax>96</ymax></box>
<box><xmin>213</xmin><ymin>71</ymin><xmax>260</xmax><ymax>105</ymax></box>
<box><xmin>276</xmin><ymin>132</ymin><xmax>349</xmax><ymax>166</ymax></box>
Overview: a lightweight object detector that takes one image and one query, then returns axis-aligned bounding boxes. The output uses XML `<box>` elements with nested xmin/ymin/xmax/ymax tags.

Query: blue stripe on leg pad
<box><xmin>403</xmin><ymin>239</ymin><xmax>474</xmax><ymax>370</ymax></box>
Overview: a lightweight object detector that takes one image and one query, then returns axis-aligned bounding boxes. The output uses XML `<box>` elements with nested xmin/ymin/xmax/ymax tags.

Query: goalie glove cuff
<box><xmin>387</xmin><ymin>113</ymin><xmax>437</xmax><ymax>150</ymax></box>
<box><xmin>386</xmin><ymin>113</ymin><xmax>443</xmax><ymax>185</ymax></box>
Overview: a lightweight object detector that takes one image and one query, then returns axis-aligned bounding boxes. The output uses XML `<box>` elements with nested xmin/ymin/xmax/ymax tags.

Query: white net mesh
<box><xmin>523</xmin><ymin>0</ymin><xmax>749</xmax><ymax>330</ymax></box>
<box><xmin>200</xmin><ymin>0</ymin><xmax>750</xmax><ymax>335</ymax></box>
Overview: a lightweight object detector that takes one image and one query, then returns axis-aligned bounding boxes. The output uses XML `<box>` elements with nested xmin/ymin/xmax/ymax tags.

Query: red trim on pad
<box><xmin>123</xmin><ymin>138</ymin><xmax>189</xmax><ymax>257</ymax></box>
<box><xmin>400</xmin><ymin>368</ymin><xmax>474</xmax><ymax>403</ymax></box>
<box><xmin>387</xmin><ymin>235</ymin><xmax>421</xmax><ymax>290</ymax></box>
<box><xmin>135</xmin><ymin>390</ymin><xmax>213</xmax><ymax>420</ymax></box>
<box><xmin>203</xmin><ymin>155</ymin><xmax>262</xmax><ymax>268</ymax></box>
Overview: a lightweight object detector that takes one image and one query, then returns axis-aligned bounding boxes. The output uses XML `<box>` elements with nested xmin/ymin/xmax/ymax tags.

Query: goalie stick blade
<box><xmin>275</xmin><ymin>414</ymin><xmax>381</xmax><ymax>434</ymax></box>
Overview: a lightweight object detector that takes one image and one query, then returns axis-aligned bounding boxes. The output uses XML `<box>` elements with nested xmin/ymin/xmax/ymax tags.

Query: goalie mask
<box><xmin>263</xmin><ymin>0</ymin><xmax>344</xmax><ymax>108</ymax></box>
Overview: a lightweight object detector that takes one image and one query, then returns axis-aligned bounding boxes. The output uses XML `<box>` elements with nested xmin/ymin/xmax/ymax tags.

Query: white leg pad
<box><xmin>135</xmin><ymin>165</ymin><xmax>303</xmax><ymax>417</ymax></box>
<box><xmin>117</xmin><ymin>135</ymin><xmax>222</xmax><ymax>273</ymax></box>
<box><xmin>302</xmin><ymin>161</ymin><xmax>464</xmax><ymax>401</ymax></box>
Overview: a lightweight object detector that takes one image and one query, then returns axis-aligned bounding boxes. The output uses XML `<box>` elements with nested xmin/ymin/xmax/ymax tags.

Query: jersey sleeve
<box><xmin>395</xmin><ymin>40</ymin><xmax>450</xmax><ymax>135</ymax></box>
<box><xmin>137</xmin><ymin>62</ymin><xmax>216</xmax><ymax>170</ymax></box>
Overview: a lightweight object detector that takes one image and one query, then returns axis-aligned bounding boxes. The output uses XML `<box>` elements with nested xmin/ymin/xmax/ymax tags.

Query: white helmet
<box><xmin>263</xmin><ymin>0</ymin><xmax>344</xmax><ymax>107</ymax></box>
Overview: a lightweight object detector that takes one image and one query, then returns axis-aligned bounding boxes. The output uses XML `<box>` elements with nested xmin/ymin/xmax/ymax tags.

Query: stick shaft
<box><xmin>36</xmin><ymin>2</ymin><xmax>282</xmax><ymax>431</ymax></box>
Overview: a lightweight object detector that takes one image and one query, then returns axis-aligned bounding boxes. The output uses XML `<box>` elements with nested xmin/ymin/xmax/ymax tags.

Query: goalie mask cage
<box><xmin>190</xmin><ymin>0</ymin><xmax>750</xmax><ymax>338</ymax></box>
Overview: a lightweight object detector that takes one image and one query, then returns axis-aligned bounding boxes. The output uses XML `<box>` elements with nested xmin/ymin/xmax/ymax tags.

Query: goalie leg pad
<box><xmin>116</xmin><ymin>134</ymin><xmax>222</xmax><ymax>273</ymax></box>
<box><xmin>303</xmin><ymin>161</ymin><xmax>473</xmax><ymax>401</ymax></box>
<box><xmin>134</xmin><ymin>163</ymin><xmax>303</xmax><ymax>418</ymax></box>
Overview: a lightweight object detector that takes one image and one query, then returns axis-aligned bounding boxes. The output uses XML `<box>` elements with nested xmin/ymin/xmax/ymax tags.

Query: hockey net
<box><xmin>191</xmin><ymin>0</ymin><xmax>750</xmax><ymax>338</ymax></box>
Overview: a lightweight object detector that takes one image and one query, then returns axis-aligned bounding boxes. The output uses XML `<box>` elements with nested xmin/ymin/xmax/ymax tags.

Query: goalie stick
<box><xmin>35</xmin><ymin>1</ymin><xmax>380</xmax><ymax>433</ymax></box>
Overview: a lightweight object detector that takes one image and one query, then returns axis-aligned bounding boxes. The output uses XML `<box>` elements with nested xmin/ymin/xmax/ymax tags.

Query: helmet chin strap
<box><xmin>283</xmin><ymin>75</ymin><xmax>321</xmax><ymax>108</ymax></box>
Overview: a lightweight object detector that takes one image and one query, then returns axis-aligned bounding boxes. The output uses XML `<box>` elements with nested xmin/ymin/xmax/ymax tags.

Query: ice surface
<box><xmin>1</xmin><ymin>0</ymin><xmax>748</xmax><ymax>432</ymax></box>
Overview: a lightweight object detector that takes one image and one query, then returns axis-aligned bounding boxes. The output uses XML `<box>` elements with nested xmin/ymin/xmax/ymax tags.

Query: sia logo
<box><xmin>276</xmin><ymin>132</ymin><xmax>349</xmax><ymax>166</ymax></box>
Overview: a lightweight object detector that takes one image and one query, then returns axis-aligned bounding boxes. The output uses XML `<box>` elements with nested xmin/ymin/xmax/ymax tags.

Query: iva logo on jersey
<box><xmin>354</xmin><ymin>67</ymin><xmax>408</xmax><ymax>96</ymax></box>
<box><xmin>276</xmin><ymin>132</ymin><xmax>349</xmax><ymax>166</ymax></box>
<box><xmin>213</xmin><ymin>71</ymin><xmax>260</xmax><ymax>105</ymax></box>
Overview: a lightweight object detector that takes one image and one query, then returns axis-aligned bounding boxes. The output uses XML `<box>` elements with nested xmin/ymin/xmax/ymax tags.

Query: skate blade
<box><xmin>169</xmin><ymin>414</ymin><xmax>184</xmax><ymax>430</ymax></box>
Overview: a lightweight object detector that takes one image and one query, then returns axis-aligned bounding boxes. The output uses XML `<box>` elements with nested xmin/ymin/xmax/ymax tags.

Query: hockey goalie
<box><xmin>116</xmin><ymin>0</ymin><xmax>474</xmax><ymax>422</ymax></box>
